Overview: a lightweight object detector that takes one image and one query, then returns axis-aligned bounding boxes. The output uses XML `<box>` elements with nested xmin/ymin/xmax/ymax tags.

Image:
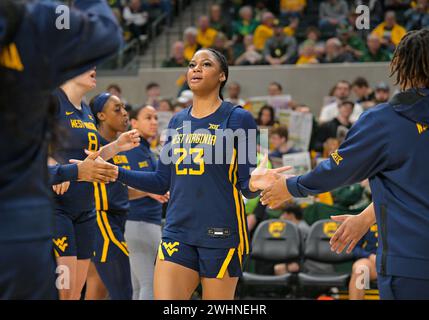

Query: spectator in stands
<box><xmin>305</xmin><ymin>26</ymin><xmax>326</xmax><ymax>60</ymax></box>
<box><xmin>371</xmin><ymin>11</ymin><xmax>407</xmax><ymax>52</ymax></box>
<box><xmin>225</xmin><ymin>82</ymin><xmax>246</xmax><ymax>106</ymax></box>
<box><xmin>296</xmin><ymin>40</ymin><xmax>319</xmax><ymax>65</ymax></box>
<box><xmin>337</xmin><ymin>24</ymin><xmax>366</xmax><ymax>61</ymax></box>
<box><xmin>176</xmin><ymin>89</ymin><xmax>193</xmax><ymax>107</ymax></box>
<box><xmin>404</xmin><ymin>0</ymin><xmax>429</xmax><ymax>30</ymax></box>
<box><xmin>268</xmin><ymin>82</ymin><xmax>283</xmax><ymax>96</ymax></box>
<box><xmin>349</xmin><ymin>226</ymin><xmax>378</xmax><ymax>300</ymax></box>
<box><xmin>320</xmin><ymin>37</ymin><xmax>354</xmax><ymax>63</ymax></box>
<box><xmin>274</xmin><ymin>204</ymin><xmax>310</xmax><ymax>274</ymax></box>
<box><xmin>373</xmin><ymin>82</ymin><xmax>391</xmax><ymax>104</ymax></box>
<box><xmin>280</xmin><ymin>0</ymin><xmax>307</xmax><ymax>24</ymax></box>
<box><xmin>173</xmin><ymin>103</ymin><xmax>186</xmax><ymax>114</ymax></box>
<box><xmin>319</xmin><ymin>0</ymin><xmax>349</xmax><ymax>34</ymax></box>
<box><xmin>183</xmin><ymin>27</ymin><xmax>199</xmax><ymax>62</ymax></box>
<box><xmin>269</xmin><ymin>125</ymin><xmax>299</xmax><ymax>159</ymax></box>
<box><xmin>315</xmin><ymin>101</ymin><xmax>354</xmax><ymax>152</ymax></box>
<box><xmin>162</xmin><ymin>41</ymin><xmax>188</xmax><ymax>68</ymax></box>
<box><xmin>354</xmin><ymin>0</ymin><xmax>384</xmax><ymax>26</ymax></box>
<box><xmin>123</xmin><ymin>0</ymin><xmax>149</xmax><ymax>41</ymax></box>
<box><xmin>209</xmin><ymin>4</ymin><xmax>230</xmax><ymax>37</ymax></box>
<box><xmin>196</xmin><ymin>15</ymin><xmax>218</xmax><ymax>48</ymax></box>
<box><xmin>263</xmin><ymin>21</ymin><xmax>298</xmax><ymax>65</ymax></box>
<box><xmin>360</xmin><ymin>34</ymin><xmax>393</xmax><ymax>62</ymax></box>
<box><xmin>253</xmin><ymin>12</ymin><xmax>276</xmax><ymax>51</ymax></box>
<box><xmin>158</xmin><ymin>99</ymin><xmax>174</xmax><ymax>112</ymax></box>
<box><xmin>283</xmin><ymin>17</ymin><xmax>300</xmax><ymax>37</ymax></box>
<box><xmin>256</xmin><ymin>105</ymin><xmax>276</xmax><ymax>127</ymax></box>
<box><xmin>108</xmin><ymin>0</ymin><xmax>123</xmax><ymax>24</ymax></box>
<box><xmin>352</xmin><ymin>77</ymin><xmax>375</xmax><ymax>108</ymax></box>
<box><xmin>145</xmin><ymin>82</ymin><xmax>161</xmax><ymax>109</ymax></box>
<box><xmin>319</xmin><ymin>80</ymin><xmax>363</xmax><ymax>123</ymax></box>
<box><xmin>234</xmin><ymin>35</ymin><xmax>263</xmax><ymax>65</ymax></box>
<box><xmin>212</xmin><ymin>32</ymin><xmax>234</xmax><ymax>65</ymax></box>
<box><xmin>232</xmin><ymin>6</ymin><xmax>259</xmax><ymax>38</ymax></box>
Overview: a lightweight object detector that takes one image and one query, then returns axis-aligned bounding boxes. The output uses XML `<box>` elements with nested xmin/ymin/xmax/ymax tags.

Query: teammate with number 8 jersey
<box><xmin>51</xmin><ymin>70</ymin><xmax>139</xmax><ymax>300</ymax></box>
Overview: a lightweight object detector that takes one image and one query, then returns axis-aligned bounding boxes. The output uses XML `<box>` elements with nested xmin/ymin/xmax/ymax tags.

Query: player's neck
<box><xmin>191</xmin><ymin>93</ymin><xmax>222</xmax><ymax>118</ymax></box>
<box><xmin>61</xmin><ymin>83</ymin><xmax>87</xmax><ymax>110</ymax></box>
<box><xmin>98</xmin><ymin>124</ymin><xmax>118</xmax><ymax>142</ymax></box>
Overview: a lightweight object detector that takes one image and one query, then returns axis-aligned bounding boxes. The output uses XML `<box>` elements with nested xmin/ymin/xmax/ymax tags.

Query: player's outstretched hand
<box><xmin>249</xmin><ymin>154</ymin><xmax>292</xmax><ymax>191</ymax></box>
<box><xmin>260</xmin><ymin>174</ymin><xmax>294</xmax><ymax>209</ymax></box>
<box><xmin>148</xmin><ymin>192</ymin><xmax>170</xmax><ymax>204</ymax></box>
<box><xmin>52</xmin><ymin>181</ymin><xmax>70</xmax><ymax>195</ymax></box>
<box><xmin>329</xmin><ymin>206</ymin><xmax>375</xmax><ymax>254</ymax></box>
<box><xmin>116</xmin><ymin>129</ymin><xmax>140</xmax><ymax>152</ymax></box>
<box><xmin>70</xmin><ymin>150</ymin><xmax>118</xmax><ymax>183</ymax></box>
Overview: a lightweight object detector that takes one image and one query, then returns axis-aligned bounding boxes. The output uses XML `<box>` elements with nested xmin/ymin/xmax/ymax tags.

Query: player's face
<box><xmin>100</xmin><ymin>95</ymin><xmax>129</xmax><ymax>133</ymax></box>
<box><xmin>187</xmin><ymin>50</ymin><xmax>225</xmax><ymax>96</ymax></box>
<box><xmin>73</xmin><ymin>68</ymin><xmax>97</xmax><ymax>91</ymax></box>
<box><xmin>132</xmin><ymin>106</ymin><xmax>158</xmax><ymax>139</ymax></box>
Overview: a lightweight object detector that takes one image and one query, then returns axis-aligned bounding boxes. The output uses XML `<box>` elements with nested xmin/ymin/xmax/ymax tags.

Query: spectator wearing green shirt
<box><xmin>337</xmin><ymin>24</ymin><xmax>366</xmax><ymax>61</ymax></box>
<box><xmin>232</xmin><ymin>6</ymin><xmax>259</xmax><ymax>38</ymax></box>
<box><xmin>360</xmin><ymin>34</ymin><xmax>392</xmax><ymax>62</ymax></box>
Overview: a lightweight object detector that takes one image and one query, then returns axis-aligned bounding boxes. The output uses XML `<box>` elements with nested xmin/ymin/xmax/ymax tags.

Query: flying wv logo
<box><xmin>417</xmin><ymin>123</ymin><xmax>428</xmax><ymax>134</ymax></box>
<box><xmin>53</xmin><ymin>237</ymin><xmax>69</xmax><ymax>252</ymax></box>
<box><xmin>162</xmin><ymin>242</ymin><xmax>179</xmax><ymax>256</ymax></box>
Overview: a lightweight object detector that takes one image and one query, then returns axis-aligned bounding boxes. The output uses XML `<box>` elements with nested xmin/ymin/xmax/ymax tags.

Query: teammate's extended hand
<box><xmin>116</xmin><ymin>129</ymin><xmax>140</xmax><ymax>152</ymax></box>
<box><xmin>70</xmin><ymin>150</ymin><xmax>118</xmax><ymax>183</ymax></box>
<box><xmin>148</xmin><ymin>192</ymin><xmax>170</xmax><ymax>204</ymax></box>
<box><xmin>52</xmin><ymin>181</ymin><xmax>70</xmax><ymax>195</ymax></box>
<box><xmin>249</xmin><ymin>154</ymin><xmax>292</xmax><ymax>191</ymax></box>
<box><xmin>260</xmin><ymin>174</ymin><xmax>294</xmax><ymax>209</ymax></box>
<box><xmin>329</xmin><ymin>214</ymin><xmax>372</xmax><ymax>254</ymax></box>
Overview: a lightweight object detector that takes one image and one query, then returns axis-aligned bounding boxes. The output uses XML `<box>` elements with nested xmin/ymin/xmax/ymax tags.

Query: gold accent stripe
<box><xmin>239</xmin><ymin>197</ymin><xmax>249</xmax><ymax>254</ymax></box>
<box><xmin>230</xmin><ymin>149</ymin><xmax>244</xmax><ymax>260</ymax></box>
<box><xmin>96</xmin><ymin>210</ymin><xmax>110</xmax><ymax>262</ymax></box>
<box><xmin>101</xmin><ymin>211</ymin><xmax>129</xmax><ymax>256</ymax></box>
<box><xmin>216</xmin><ymin>248</ymin><xmax>236</xmax><ymax>279</ymax></box>
<box><xmin>100</xmin><ymin>183</ymin><xmax>109</xmax><ymax>211</ymax></box>
<box><xmin>158</xmin><ymin>242</ymin><xmax>165</xmax><ymax>260</ymax></box>
<box><xmin>93</xmin><ymin>182</ymin><xmax>101</xmax><ymax>211</ymax></box>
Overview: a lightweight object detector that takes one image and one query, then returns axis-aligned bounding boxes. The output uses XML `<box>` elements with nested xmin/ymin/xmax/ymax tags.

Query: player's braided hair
<box><xmin>202</xmin><ymin>48</ymin><xmax>229</xmax><ymax>100</ymax></box>
<box><xmin>390</xmin><ymin>29</ymin><xmax>429</xmax><ymax>91</ymax></box>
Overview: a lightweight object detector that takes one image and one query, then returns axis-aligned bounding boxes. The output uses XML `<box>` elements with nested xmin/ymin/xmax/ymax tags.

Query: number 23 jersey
<box><xmin>52</xmin><ymin>88</ymin><xmax>99</xmax><ymax>213</ymax></box>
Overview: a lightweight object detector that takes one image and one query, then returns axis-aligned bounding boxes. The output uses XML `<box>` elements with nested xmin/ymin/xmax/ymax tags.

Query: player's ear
<box><xmin>97</xmin><ymin>112</ymin><xmax>106</xmax><ymax>122</ymax></box>
<box><xmin>130</xmin><ymin>118</ymin><xmax>138</xmax><ymax>129</ymax></box>
<box><xmin>219</xmin><ymin>72</ymin><xmax>226</xmax><ymax>83</ymax></box>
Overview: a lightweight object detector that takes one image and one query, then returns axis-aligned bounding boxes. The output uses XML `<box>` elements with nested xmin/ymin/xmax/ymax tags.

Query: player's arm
<box><xmin>98</xmin><ymin>130</ymin><xmax>140</xmax><ymax>161</ymax></box>
<box><xmin>48</xmin><ymin>164</ymin><xmax>78</xmax><ymax>185</ymax></box>
<box><xmin>128</xmin><ymin>187</ymin><xmax>149</xmax><ymax>200</ymax></box>
<box><xmin>31</xmin><ymin>0</ymin><xmax>123</xmax><ymax>85</ymax></box>
<box><xmin>261</xmin><ymin>110</ymin><xmax>389</xmax><ymax>208</ymax></box>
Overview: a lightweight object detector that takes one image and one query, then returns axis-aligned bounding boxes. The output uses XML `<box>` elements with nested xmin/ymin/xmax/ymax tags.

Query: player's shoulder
<box><xmin>169</xmin><ymin>106</ymin><xmax>191</xmax><ymax>127</ymax></box>
<box><xmin>227</xmin><ymin>103</ymin><xmax>256</xmax><ymax>128</ymax></box>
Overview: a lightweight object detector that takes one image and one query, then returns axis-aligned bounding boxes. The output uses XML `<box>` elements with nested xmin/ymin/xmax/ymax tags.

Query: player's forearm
<box><xmin>48</xmin><ymin>164</ymin><xmax>78</xmax><ymax>185</ymax></box>
<box><xmin>118</xmin><ymin>167</ymin><xmax>169</xmax><ymax>195</ymax></box>
<box><xmin>128</xmin><ymin>187</ymin><xmax>149</xmax><ymax>200</ymax></box>
<box><xmin>99</xmin><ymin>141</ymin><xmax>119</xmax><ymax>161</ymax></box>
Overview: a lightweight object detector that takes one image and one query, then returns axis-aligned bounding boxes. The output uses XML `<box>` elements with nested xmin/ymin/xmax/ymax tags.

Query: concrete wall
<box><xmin>96</xmin><ymin>62</ymin><xmax>397</xmax><ymax>114</ymax></box>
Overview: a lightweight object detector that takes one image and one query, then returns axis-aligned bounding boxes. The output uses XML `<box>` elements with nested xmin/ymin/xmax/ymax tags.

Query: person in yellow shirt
<box><xmin>283</xmin><ymin>17</ymin><xmax>299</xmax><ymax>37</ymax></box>
<box><xmin>183</xmin><ymin>27</ymin><xmax>200</xmax><ymax>62</ymax></box>
<box><xmin>296</xmin><ymin>40</ymin><xmax>319</xmax><ymax>65</ymax></box>
<box><xmin>253</xmin><ymin>12</ymin><xmax>275</xmax><ymax>51</ymax></box>
<box><xmin>280</xmin><ymin>0</ymin><xmax>306</xmax><ymax>22</ymax></box>
<box><xmin>371</xmin><ymin>11</ymin><xmax>406</xmax><ymax>51</ymax></box>
<box><xmin>196</xmin><ymin>15</ymin><xmax>218</xmax><ymax>48</ymax></box>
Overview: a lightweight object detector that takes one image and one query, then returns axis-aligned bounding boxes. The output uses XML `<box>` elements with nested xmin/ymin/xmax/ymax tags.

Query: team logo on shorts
<box><xmin>268</xmin><ymin>221</ymin><xmax>286</xmax><ymax>238</ymax></box>
<box><xmin>323</xmin><ymin>222</ymin><xmax>339</xmax><ymax>238</ymax></box>
<box><xmin>162</xmin><ymin>242</ymin><xmax>179</xmax><ymax>256</ymax></box>
<box><xmin>53</xmin><ymin>237</ymin><xmax>69</xmax><ymax>252</ymax></box>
